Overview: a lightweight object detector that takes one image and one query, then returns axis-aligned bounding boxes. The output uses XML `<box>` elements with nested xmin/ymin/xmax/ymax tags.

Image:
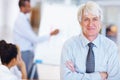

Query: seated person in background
<box><xmin>10</xmin><ymin>46</ymin><xmax>27</xmax><ymax>79</ymax></box>
<box><xmin>0</xmin><ymin>40</ymin><xmax>27</xmax><ymax>80</ymax></box>
<box><xmin>106</xmin><ymin>24</ymin><xmax>118</xmax><ymax>43</ymax></box>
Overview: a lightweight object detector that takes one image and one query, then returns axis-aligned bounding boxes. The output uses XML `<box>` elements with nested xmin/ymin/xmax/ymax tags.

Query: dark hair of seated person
<box><xmin>0</xmin><ymin>40</ymin><xmax>18</xmax><ymax>65</ymax></box>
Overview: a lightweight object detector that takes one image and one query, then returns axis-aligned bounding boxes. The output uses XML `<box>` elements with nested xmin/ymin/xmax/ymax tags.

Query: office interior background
<box><xmin>0</xmin><ymin>0</ymin><xmax>120</xmax><ymax>79</ymax></box>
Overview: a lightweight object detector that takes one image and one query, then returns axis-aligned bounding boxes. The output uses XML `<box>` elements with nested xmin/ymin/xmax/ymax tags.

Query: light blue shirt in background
<box><xmin>13</xmin><ymin>12</ymin><xmax>50</xmax><ymax>51</ymax></box>
<box><xmin>61</xmin><ymin>33</ymin><xmax>120</xmax><ymax>80</ymax></box>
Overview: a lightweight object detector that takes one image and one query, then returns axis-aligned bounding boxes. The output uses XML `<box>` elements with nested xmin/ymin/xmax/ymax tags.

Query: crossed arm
<box><xmin>61</xmin><ymin>44</ymin><xmax>120</xmax><ymax>80</ymax></box>
<box><xmin>65</xmin><ymin>60</ymin><xmax>107</xmax><ymax>80</ymax></box>
<box><xmin>61</xmin><ymin>55</ymin><xmax>120</xmax><ymax>80</ymax></box>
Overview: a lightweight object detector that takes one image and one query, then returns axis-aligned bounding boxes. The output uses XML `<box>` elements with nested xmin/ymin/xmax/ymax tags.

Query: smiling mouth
<box><xmin>87</xmin><ymin>28</ymin><xmax>95</xmax><ymax>30</ymax></box>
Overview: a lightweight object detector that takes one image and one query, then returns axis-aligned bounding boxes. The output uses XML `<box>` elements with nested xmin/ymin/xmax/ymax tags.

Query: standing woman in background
<box><xmin>0</xmin><ymin>40</ymin><xmax>27</xmax><ymax>80</ymax></box>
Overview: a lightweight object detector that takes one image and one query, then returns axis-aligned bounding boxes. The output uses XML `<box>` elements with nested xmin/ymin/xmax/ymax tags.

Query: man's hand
<box><xmin>50</xmin><ymin>29</ymin><xmax>59</xmax><ymax>36</ymax></box>
<box><xmin>65</xmin><ymin>60</ymin><xmax>108</xmax><ymax>80</ymax></box>
<box><xmin>99</xmin><ymin>72</ymin><xmax>108</xmax><ymax>80</ymax></box>
<box><xmin>65</xmin><ymin>60</ymin><xmax>76</xmax><ymax>72</ymax></box>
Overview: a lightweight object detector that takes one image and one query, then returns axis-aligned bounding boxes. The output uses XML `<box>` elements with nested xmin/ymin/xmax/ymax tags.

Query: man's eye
<box><xmin>84</xmin><ymin>18</ymin><xmax>89</xmax><ymax>21</ymax></box>
<box><xmin>93</xmin><ymin>18</ymin><xmax>98</xmax><ymax>21</ymax></box>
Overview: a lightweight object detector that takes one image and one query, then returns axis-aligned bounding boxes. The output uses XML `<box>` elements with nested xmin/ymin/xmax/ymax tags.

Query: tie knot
<box><xmin>88</xmin><ymin>42</ymin><xmax>94</xmax><ymax>48</ymax></box>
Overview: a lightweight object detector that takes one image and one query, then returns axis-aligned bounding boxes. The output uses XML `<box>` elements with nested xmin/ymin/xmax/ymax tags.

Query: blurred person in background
<box><xmin>106</xmin><ymin>24</ymin><xmax>118</xmax><ymax>43</ymax></box>
<box><xmin>13</xmin><ymin>0</ymin><xmax>59</xmax><ymax>79</ymax></box>
<box><xmin>30</xmin><ymin>3</ymin><xmax>41</xmax><ymax>35</ymax></box>
<box><xmin>61</xmin><ymin>1</ymin><xmax>120</xmax><ymax>80</ymax></box>
<box><xmin>0</xmin><ymin>40</ymin><xmax>27</xmax><ymax>80</ymax></box>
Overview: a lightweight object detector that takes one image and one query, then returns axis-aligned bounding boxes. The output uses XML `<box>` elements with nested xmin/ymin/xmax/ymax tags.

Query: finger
<box><xmin>65</xmin><ymin>61</ymin><xmax>75</xmax><ymax>72</ymax></box>
<box><xmin>65</xmin><ymin>62</ymin><xmax>74</xmax><ymax>72</ymax></box>
<box><xmin>67</xmin><ymin>61</ymin><xmax>74</xmax><ymax>69</ymax></box>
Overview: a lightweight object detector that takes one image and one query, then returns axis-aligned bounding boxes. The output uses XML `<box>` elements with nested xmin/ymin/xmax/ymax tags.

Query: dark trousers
<box><xmin>21</xmin><ymin>50</ymin><xmax>39</xmax><ymax>79</ymax></box>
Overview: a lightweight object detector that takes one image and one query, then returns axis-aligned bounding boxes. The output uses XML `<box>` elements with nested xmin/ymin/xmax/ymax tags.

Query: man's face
<box><xmin>24</xmin><ymin>1</ymin><xmax>31</xmax><ymax>13</ymax></box>
<box><xmin>80</xmin><ymin>12</ymin><xmax>101</xmax><ymax>38</ymax></box>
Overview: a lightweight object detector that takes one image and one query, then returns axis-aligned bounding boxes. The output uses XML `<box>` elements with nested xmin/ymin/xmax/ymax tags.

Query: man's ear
<box><xmin>20</xmin><ymin>6</ymin><xmax>26</xmax><ymax>13</ymax></box>
<box><xmin>79</xmin><ymin>21</ymin><xmax>82</xmax><ymax>27</ymax></box>
<box><xmin>99</xmin><ymin>22</ymin><xmax>102</xmax><ymax>34</ymax></box>
<box><xmin>100</xmin><ymin>22</ymin><xmax>102</xmax><ymax>28</ymax></box>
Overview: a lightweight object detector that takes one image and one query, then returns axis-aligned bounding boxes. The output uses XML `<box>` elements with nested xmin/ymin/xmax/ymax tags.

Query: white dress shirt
<box><xmin>61</xmin><ymin>33</ymin><xmax>120</xmax><ymax>80</ymax></box>
<box><xmin>13</xmin><ymin>12</ymin><xmax>50</xmax><ymax>51</ymax></box>
<box><xmin>0</xmin><ymin>65</ymin><xmax>20</xmax><ymax>80</ymax></box>
<box><xmin>10</xmin><ymin>66</ymin><xmax>22</xmax><ymax>79</ymax></box>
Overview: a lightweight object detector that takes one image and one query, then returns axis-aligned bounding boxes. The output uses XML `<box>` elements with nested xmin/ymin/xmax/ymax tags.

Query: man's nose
<box><xmin>88</xmin><ymin>20</ymin><xmax>94</xmax><ymax>26</ymax></box>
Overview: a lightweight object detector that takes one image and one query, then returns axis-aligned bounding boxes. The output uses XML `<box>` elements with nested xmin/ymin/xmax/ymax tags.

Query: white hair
<box><xmin>77</xmin><ymin>1</ymin><xmax>103</xmax><ymax>22</ymax></box>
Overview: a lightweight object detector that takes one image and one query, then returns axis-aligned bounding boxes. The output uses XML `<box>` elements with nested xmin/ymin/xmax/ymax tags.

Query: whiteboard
<box><xmin>35</xmin><ymin>4</ymin><xmax>81</xmax><ymax>65</ymax></box>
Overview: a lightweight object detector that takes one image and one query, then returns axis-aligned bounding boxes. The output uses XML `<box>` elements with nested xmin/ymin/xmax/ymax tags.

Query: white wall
<box><xmin>0</xmin><ymin>0</ymin><xmax>3</xmax><ymax>35</ymax></box>
<box><xmin>0</xmin><ymin>0</ymin><xmax>19</xmax><ymax>42</ymax></box>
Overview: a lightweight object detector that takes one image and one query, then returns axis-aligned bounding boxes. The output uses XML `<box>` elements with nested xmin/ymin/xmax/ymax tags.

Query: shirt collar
<box><xmin>20</xmin><ymin>12</ymin><xmax>25</xmax><ymax>16</ymax></box>
<box><xmin>80</xmin><ymin>33</ymin><xmax>100</xmax><ymax>48</ymax></box>
<box><xmin>92</xmin><ymin>34</ymin><xmax>100</xmax><ymax>48</ymax></box>
<box><xmin>19</xmin><ymin>12</ymin><xmax>28</xmax><ymax>20</ymax></box>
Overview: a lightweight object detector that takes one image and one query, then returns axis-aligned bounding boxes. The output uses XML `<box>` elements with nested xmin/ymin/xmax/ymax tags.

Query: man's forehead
<box><xmin>83</xmin><ymin>14</ymin><xmax>99</xmax><ymax>18</ymax></box>
<box><xmin>82</xmin><ymin>10</ymin><xmax>100</xmax><ymax>17</ymax></box>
